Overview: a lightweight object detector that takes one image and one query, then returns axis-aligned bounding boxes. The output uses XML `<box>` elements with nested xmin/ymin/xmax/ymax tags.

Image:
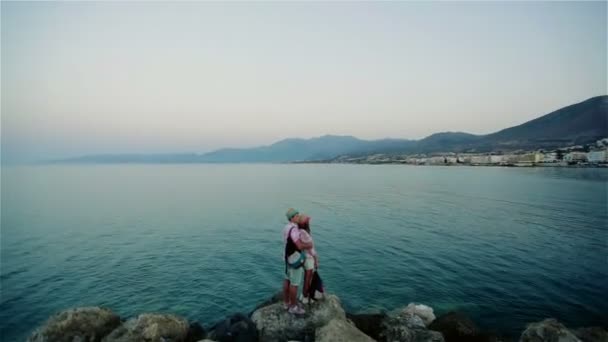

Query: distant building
<box><xmin>564</xmin><ymin>152</ymin><xmax>587</xmax><ymax>162</ymax></box>
<box><xmin>445</xmin><ymin>156</ymin><xmax>458</xmax><ymax>164</ymax></box>
<box><xmin>587</xmin><ymin>150</ymin><xmax>607</xmax><ymax>163</ymax></box>
<box><xmin>426</xmin><ymin>156</ymin><xmax>444</xmax><ymax>165</ymax></box>
<box><xmin>470</xmin><ymin>155</ymin><xmax>491</xmax><ymax>165</ymax></box>
<box><xmin>542</xmin><ymin>152</ymin><xmax>558</xmax><ymax>163</ymax></box>
<box><xmin>501</xmin><ymin>153</ymin><xmax>543</xmax><ymax>165</ymax></box>
<box><xmin>457</xmin><ymin>155</ymin><xmax>472</xmax><ymax>164</ymax></box>
<box><xmin>490</xmin><ymin>155</ymin><xmax>503</xmax><ymax>164</ymax></box>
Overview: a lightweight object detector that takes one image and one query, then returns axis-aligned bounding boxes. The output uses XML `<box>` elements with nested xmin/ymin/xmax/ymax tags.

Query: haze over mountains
<box><xmin>62</xmin><ymin>96</ymin><xmax>608</xmax><ymax>164</ymax></box>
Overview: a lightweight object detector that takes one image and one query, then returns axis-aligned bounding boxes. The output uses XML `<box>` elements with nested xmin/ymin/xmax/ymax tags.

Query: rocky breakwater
<box><xmin>27</xmin><ymin>292</ymin><xmax>607</xmax><ymax>342</ymax></box>
<box><xmin>27</xmin><ymin>307</ymin><xmax>205</xmax><ymax>342</ymax></box>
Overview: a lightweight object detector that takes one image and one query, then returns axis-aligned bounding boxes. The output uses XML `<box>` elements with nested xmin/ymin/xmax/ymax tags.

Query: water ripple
<box><xmin>1</xmin><ymin>165</ymin><xmax>607</xmax><ymax>341</ymax></box>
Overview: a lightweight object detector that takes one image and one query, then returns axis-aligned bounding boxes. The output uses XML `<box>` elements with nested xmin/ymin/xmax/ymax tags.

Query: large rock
<box><xmin>573</xmin><ymin>327</ymin><xmax>608</xmax><ymax>342</ymax></box>
<box><xmin>381</xmin><ymin>309</ymin><xmax>445</xmax><ymax>342</ymax></box>
<box><xmin>429</xmin><ymin>312</ymin><xmax>479</xmax><ymax>341</ymax></box>
<box><xmin>250</xmin><ymin>294</ymin><xmax>346</xmax><ymax>342</ymax></box>
<box><xmin>315</xmin><ymin>318</ymin><xmax>376</xmax><ymax>342</ymax></box>
<box><xmin>28</xmin><ymin>307</ymin><xmax>121</xmax><ymax>342</ymax></box>
<box><xmin>103</xmin><ymin>313</ymin><xmax>190</xmax><ymax>342</ymax></box>
<box><xmin>207</xmin><ymin>313</ymin><xmax>257</xmax><ymax>342</ymax></box>
<box><xmin>250</xmin><ymin>292</ymin><xmax>284</xmax><ymax>315</ymax></box>
<box><xmin>520</xmin><ymin>319</ymin><xmax>581</xmax><ymax>342</ymax></box>
<box><xmin>402</xmin><ymin>304</ymin><xmax>437</xmax><ymax>327</ymax></box>
<box><xmin>347</xmin><ymin>312</ymin><xmax>388</xmax><ymax>341</ymax></box>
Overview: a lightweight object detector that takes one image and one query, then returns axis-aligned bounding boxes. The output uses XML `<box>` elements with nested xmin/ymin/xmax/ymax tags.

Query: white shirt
<box><xmin>283</xmin><ymin>222</ymin><xmax>302</xmax><ymax>263</ymax></box>
<box><xmin>283</xmin><ymin>222</ymin><xmax>300</xmax><ymax>243</ymax></box>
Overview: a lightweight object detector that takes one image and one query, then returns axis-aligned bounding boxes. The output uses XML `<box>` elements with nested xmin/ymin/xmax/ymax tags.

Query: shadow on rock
<box><xmin>346</xmin><ymin>312</ymin><xmax>387</xmax><ymax>341</ymax></box>
<box><xmin>429</xmin><ymin>311</ymin><xmax>512</xmax><ymax>342</ymax></box>
<box><xmin>207</xmin><ymin>313</ymin><xmax>258</xmax><ymax>342</ymax></box>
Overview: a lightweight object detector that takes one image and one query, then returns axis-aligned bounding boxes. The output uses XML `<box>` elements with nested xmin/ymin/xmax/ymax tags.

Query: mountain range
<box><xmin>61</xmin><ymin>95</ymin><xmax>607</xmax><ymax>163</ymax></box>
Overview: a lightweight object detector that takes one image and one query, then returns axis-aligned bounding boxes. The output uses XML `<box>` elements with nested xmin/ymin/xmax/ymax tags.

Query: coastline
<box><xmin>27</xmin><ymin>292</ymin><xmax>607</xmax><ymax>342</ymax></box>
<box><xmin>292</xmin><ymin>160</ymin><xmax>608</xmax><ymax>168</ymax></box>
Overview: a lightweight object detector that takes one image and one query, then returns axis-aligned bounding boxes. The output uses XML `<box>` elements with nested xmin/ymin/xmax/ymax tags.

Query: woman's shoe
<box><xmin>288</xmin><ymin>305</ymin><xmax>305</xmax><ymax>315</ymax></box>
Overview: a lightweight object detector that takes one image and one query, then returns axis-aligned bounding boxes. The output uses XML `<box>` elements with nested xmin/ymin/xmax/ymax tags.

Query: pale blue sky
<box><xmin>1</xmin><ymin>1</ymin><xmax>606</xmax><ymax>162</ymax></box>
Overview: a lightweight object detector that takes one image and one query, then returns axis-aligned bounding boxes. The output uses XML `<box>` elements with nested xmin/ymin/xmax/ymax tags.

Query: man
<box><xmin>282</xmin><ymin>208</ymin><xmax>313</xmax><ymax>314</ymax></box>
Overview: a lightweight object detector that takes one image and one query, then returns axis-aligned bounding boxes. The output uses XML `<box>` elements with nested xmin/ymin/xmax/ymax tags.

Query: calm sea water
<box><xmin>1</xmin><ymin>164</ymin><xmax>607</xmax><ymax>341</ymax></box>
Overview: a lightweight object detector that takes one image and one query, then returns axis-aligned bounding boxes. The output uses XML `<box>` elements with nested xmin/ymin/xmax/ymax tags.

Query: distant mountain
<box><xmin>383</xmin><ymin>95</ymin><xmax>607</xmax><ymax>154</ymax></box>
<box><xmin>60</xmin><ymin>136</ymin><xmax>415</xmax><ymax>163</ymax></box>
<box><xmin>479</xmin><ymin>95</ymin><xmax>607</xmax><ymax>151</ymax></box>
<box><xmin>415</xmin><ymin>132</ymin><xmax>482</xmax><ymax>153</ymax></box>
<box><xmin>197</xmin><ymin>135</ymin><xmax>410</xmax><ymax>162</ymax></box>
<box><xmin>59</xmin><ymin>96</ymin><xmax>607</xmax><ymax>163</ymax></box>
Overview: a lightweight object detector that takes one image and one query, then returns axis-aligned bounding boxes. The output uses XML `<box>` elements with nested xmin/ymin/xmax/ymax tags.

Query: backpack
<box><xmin>285</xmin><ymin>227</ymin><xmax>306</xmax><ymax>269</ymax></box>
<box><xmin>307</xmin><ymin>270</ymin><xmax>325</xmax><ymax>300</ymax></box>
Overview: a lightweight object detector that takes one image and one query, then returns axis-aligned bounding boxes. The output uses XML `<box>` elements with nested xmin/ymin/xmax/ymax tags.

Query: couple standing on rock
<box><xmin>282</xmin><ymin>208</ymin><xmax>322</xmax><ymax>315</ymax></box>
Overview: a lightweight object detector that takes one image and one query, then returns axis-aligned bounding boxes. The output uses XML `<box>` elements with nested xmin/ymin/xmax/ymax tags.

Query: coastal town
<box><xmin>327</xmin><ymin>138</ymin><xmax>608</xmax><ymax>167</ymax></box>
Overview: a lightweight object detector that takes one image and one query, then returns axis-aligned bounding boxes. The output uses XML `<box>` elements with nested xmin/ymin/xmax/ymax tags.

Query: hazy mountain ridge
<box><xmin>60</xmin><ymin>96</ymin><xmax>607</xmax><ymax>163</ymax></box>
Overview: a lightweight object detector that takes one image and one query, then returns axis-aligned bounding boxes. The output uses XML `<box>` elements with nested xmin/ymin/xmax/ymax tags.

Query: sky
<box><xmin>1</xmin><ymin>1</ymin><xmax>606</xmax><ymax>162</ymax></box>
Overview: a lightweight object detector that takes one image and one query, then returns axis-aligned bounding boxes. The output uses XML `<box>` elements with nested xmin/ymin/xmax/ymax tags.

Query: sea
<box><xmin>1</xmin><ymin>164</ymin><xmax>607</xmax><ymax>341</ymax></box>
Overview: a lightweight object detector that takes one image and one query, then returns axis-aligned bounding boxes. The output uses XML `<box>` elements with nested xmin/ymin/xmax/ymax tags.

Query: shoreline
<box><xmin>292</xmin><ymin>160</ymin><xmax>608</xmax><ymax>168</ymax></box>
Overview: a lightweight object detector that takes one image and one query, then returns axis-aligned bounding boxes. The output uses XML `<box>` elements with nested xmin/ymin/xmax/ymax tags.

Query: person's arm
<box><xmin>295</xmin><ymin>239</ymin><xmax>313</xmax><ymax>250</ymax></box>
<box><xmin>291</xmin><ymin>229</ymin><xmax>313</xmax><ymax>249</ymax></box>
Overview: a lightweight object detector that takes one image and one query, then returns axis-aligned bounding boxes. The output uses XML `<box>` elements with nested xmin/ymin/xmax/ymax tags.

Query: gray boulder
<box><xmin>381</xmin><ymin>309</ymin><xmax>445</xmax><ymax>342</ymax></box>
<box><xmin>250</xmin><ymin>294</ymin><xmax>346</xmax><ymax>342</ymax></box>
<box><xmin>103</xmin><ymin>313</ymin><xmax>190</xmax><ymax>342</ymax></box>
<box><xmin>520</xmin><ymin>319</ymin><xmax>581</xmax><ymax>342</ymax></box>
<box><xmin>315</xmin><ymin>318</ymin><xmax>376</xmax><ymax>342</ymax></box>
<box><xmin>401</xmin><ymin>304</ymin><xmax>437</xmax><ymax>327</ymax></box>
<box><xmin>28</xmin><ymin>307</ymin><xmax>121</xmax><ymax>342</ymax></box>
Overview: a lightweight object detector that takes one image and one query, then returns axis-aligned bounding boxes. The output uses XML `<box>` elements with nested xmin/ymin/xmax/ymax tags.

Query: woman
<box><xmin>297</xmin><ymin>214</ymin><xmax>318</xmax><ymax>304</ymax></box>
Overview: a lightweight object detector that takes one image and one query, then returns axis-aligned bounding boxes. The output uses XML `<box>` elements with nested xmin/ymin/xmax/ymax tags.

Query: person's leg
<box><xmin>283</xmin><ymin>279</ymin><xmax>290</xmax><ymax>307</ymax></box>
<box><xmin>288</xmin><ymin>284</ymin><xmax>305</xmax><ymax>314</ymax></box>
<box><xmin>289</xmin><ymin>284</ymin><xmax>298</xmax><ymax>307</ymax></box>
<box><xmin>303</xmin><ymin>270</ymin><xmax>313</xmax><ymax>299</ymax></box>
<box><xmin>287</xmin><ymin>267</ymin><xmax>305</xmax><ymax>313</ymax></box>
<box><xmin>302</xmin><ymin>257</ymin><xmax>314</xmax><ymax>301</ymax></box>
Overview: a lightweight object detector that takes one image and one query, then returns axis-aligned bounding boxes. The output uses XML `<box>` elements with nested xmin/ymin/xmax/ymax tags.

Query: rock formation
<box><xmin>28</xmin><ymin>307</ymin><xmax>121</xmax><ymax>342</ymax></box>
<box><xmin>520</xmin><ymin>319</ymin><xmax>581</xmax><ymax>342</ymax></box>
<box><xmin>26</xmin><ymin>294</ymin><xmax>607</xmax><ymax>342</ymax></box>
